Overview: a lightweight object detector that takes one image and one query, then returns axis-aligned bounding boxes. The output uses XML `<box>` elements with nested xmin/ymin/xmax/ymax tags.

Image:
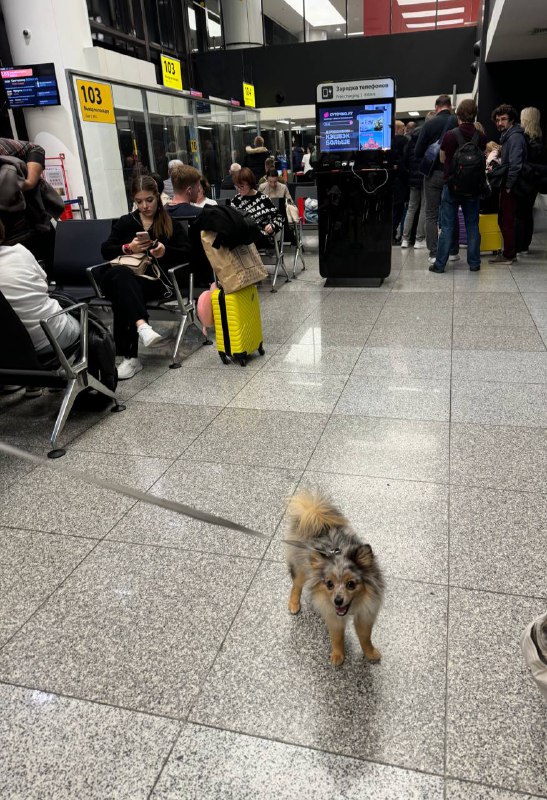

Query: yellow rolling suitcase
<box><xmin>479</xmin><ymin>213</ymin><xmax>503</xmax><ymax>254</ymax></box>
<box><xmin>212</xmin><ymin>284</ymin><xmax>264</xmax><ymax>366</ymax></box>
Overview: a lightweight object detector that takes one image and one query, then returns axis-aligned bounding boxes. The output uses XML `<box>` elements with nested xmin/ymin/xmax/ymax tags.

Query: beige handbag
<box><xmin>200</xmin><ymin>230</ymin><xmax>268</xmax><ymax>294</ymax></box>
<box><xmin>109</xmin><ymin>252</ymin><xmax>161</xmax><ymax>280</ymax></box>
<box><xmin>285</xmin><ymin>199</ymin><xmax>300</xmax><ymax>224</ymax></box>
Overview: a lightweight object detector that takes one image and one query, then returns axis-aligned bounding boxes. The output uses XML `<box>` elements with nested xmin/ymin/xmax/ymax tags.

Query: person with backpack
<box><xmin>489</xmin><ymin>104</ymin><xmax>527</xmax><ymax>265</ymax></box>
<box><xmin>429</xmin><ymin>99</ymin><xmax>486</xmax><ymax>274</ymax></box>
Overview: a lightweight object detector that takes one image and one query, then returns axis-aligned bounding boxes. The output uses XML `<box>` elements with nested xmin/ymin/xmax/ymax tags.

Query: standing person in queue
<box><xmin>230</xmin><ymin>167</ymin><xmax>283</xmax><ymax>245</ymax></box>
<box><xmin>489</xmin><ymin>104</ymin><xmax>527</xmax><ymax>265</ymax></box>
<box><xmin>415</xmin><ymin>95</ymin><xmax>459</xmax><ymax>265</ymax></box>
<box><xmin>100</xmin><ymin>175</ymin><xmax>191</xmax><ymax>380</ymax></box>
<box><xmin>516</xmin><ymin>107</ymin><xmax>545</xmax><ymax>255</ymax></box>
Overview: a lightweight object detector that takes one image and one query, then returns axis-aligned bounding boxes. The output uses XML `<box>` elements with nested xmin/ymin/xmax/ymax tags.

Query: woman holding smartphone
<box><xmin>101</xmin><ymin>174</ymin><xmax>191</xmax><ymax>380</ymax></box>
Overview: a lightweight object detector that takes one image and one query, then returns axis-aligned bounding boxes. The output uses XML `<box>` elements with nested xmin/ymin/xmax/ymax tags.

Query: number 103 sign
<box><xmin>76</xmin><ymin>79</ymin><xmax>115</xmax><ymax>124</ymax></box>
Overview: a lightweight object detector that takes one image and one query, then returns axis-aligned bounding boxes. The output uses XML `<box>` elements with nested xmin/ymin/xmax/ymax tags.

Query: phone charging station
<box><xmin>315</xmin><ymin>77</ymin><xmax>396</xmax><ymax>287</ymax></box>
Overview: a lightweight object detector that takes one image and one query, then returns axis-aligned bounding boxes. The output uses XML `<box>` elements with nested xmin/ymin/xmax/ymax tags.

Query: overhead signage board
<box><xmin>76</xmin><ymin>79</ymin><xmax>115</xmax><ymax>124</ymax></box>
<box><xmin>1</xmin><ymin>63</ymin><xmax>60</xmax><ymax>108</ymax></box>
<box><xmin>317</xmin><ymin>78</ymin><xmax>395</xmax><ymax>103</ymax></box>
<box><xmin>243</xmin><ymin>82</ymin><xmax>255</xmax><ymax>108</ymax></box>
<box><xmin>161</xmin><ymin>55</ymin><xmax>183</xmax><ymax>91</ymax></box>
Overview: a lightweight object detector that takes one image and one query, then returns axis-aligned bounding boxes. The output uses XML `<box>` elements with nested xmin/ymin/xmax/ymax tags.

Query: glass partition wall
<box><xmin>70</xmin><ymin>72</ymin><xmax>259</xmax><ymax>217</ymax></box>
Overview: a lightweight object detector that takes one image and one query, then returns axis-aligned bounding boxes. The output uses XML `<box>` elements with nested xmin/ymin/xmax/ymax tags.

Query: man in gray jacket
<box><xmin>489</xmin><ymin>104</ymin><xmax>527</xmax><ymax>265</ymax></box>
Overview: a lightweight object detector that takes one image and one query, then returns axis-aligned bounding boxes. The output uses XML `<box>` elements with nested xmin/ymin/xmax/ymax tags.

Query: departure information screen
<box><xmin>0</xmin><ymin>63</ymin><xmax>60</xmax><ymax>108</ymax></box>
<box><xmin>319</xmin><ymin>102</ymin><xmax>392</xmax><ymax>152</ymax></box>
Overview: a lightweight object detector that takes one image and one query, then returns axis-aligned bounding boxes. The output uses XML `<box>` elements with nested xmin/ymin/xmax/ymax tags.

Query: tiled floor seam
<box><xmin>0</xmin><ymin>536</ymin><xmax>106</xmax><ymax>654</ymax></box>
<box><xmin>443</xmin><ymin>268</ymin><xmax>456</xmax><ymax>792</ymax></box>
<box><xmin>0</xmin><ymin>677</ymin><xmax>188</xmax><ymax>723</ymax></box>
<box><xmin>182</xmin><ymin>718</ymin><xmax>447</xmax><ymax>783</ymax></box>
<box><xmin>445</xmin><ymin>773</ymin><xmax>547</xmax><ymax>800</ymax></box>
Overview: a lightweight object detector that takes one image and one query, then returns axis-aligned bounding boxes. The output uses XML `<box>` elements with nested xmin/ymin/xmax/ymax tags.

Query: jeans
<box><xmin>435</xmin><ymin>186</ymin><xmax>480</xmax><ymax>269</ymax></box>
<box><xmin>424</xmin><ymin>170</ymin><xmax>445</xmax><ymax>256</ymax></box>
<box><xmin>402</xmin><ymin>183</ymin><xmax>426</xmax><ymax>241</ymax></box>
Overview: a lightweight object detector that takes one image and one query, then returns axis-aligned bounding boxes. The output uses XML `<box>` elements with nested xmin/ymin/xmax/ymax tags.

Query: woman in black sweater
<box><xmin>230</xmin><ymin>167</ymin><xmax>283</xmax><ymax>246</ymax></box>
<box><xmin>101</xmin><ymin>175</ymin><xmax>191</xmax><ymax>380</ymax></box>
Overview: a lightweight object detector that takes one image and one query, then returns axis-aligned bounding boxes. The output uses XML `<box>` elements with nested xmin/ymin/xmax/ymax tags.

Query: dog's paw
<box><xmin>330</xmin><ymin>651</ymin><xmax>345</xmax><ymax>667</ymax></box>
<box><xmin>364</xmin><ymin>647</ymin><xmax>381</xmax><ymax>663</ymax></box>
<box><xmin>288</xmin><ymin>600</ymin><xmax>301</xmax><ymax>615</ymax></box>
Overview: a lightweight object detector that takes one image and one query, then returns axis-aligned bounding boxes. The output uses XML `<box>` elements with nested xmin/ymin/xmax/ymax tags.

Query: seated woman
<box><xmin>260</xmin><ymin>169</ymin><xmax>293</xmax><ymax>202</ymax></box>
<box><xmin>101</xmin><ymin>174</ymin><xmax>191</xmax><ymax>380</ymax></box>
<box><xmin>0</xmin><ymin>219</ymin><xmax>80</xmax><ymax>356</ymax></box>
<box><xmin>230</xmin><ymin>167</ymin><xmax>283</xmax><ymax>246</ymax></box>
<box><xmin>192</xmin><ymin>176</ymin><xmax>218</xmax><ymax>208</ymax></box>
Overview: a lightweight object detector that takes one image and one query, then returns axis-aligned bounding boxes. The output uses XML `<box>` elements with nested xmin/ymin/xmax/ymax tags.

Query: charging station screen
<box><xmin>319</xmin><ymin>103</ymin><xmax>392</xmax><ymax>152</ymax></box>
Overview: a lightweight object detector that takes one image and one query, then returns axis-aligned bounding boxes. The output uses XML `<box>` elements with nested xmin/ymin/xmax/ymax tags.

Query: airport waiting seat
<box><xmin>218</xmin><ymin>189</ymin><xmax>236</xmax><ymax>203</ymax></box>
<box><xmin>52</xmin><ymin>218</ymin><xmax>115</xmax><ymax>300</ymax></box>
<box><xmin>270</xmin><ymin>197</ymin><xmax>305</xmax><ymax>280</ymax></box>
<box><xmin>0</xmin><ymin>291</ymin><xmax>124</xmax><ymax>458</ymax></box>
<box><xmin>52</xmin><ymin>218</ymin><xmax>210</xmax><ymax>368</ymax></box>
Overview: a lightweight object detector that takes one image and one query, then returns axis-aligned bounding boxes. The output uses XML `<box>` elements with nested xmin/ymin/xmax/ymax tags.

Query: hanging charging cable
<box><xmin>350</xmin><ymin>164</ymin><xmax>389</xmax><ymax>194</ymax></box>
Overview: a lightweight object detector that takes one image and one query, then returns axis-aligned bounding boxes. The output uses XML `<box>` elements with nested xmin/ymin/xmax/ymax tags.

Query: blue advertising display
<box><xmin>319</xmin><ymin>103</ymin><xmax>392</xmax><ymax>152</ymax></box>
<box><xmin>0</xmin><ymin>63</ymin><xmax>60</xmax><ymax>109</ymax></box>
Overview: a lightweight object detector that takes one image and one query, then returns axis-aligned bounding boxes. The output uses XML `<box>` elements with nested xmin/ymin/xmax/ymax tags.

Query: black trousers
<box><xmin>516</xmin><ymin>190</ymin><xmax>538</xmax><ymax>252</ymax></box>
<box><xmin>101</xmin><ymin>266</ymin><xmax>172</xmax><ymax>358</ymax></box>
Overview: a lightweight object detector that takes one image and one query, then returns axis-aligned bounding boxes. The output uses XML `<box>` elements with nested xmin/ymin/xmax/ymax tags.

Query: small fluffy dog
<box><xmin>285</xmin><ymin>490</ymin><xmax>384</xmax><ymax>666</ymax></box>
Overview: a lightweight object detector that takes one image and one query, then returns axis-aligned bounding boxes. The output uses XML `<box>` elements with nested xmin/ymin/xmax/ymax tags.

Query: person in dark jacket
<box><xmin>0</xmin><ymin>137</ymin><xmax>58</xmax><ymax>275</ymax></box>
<box><xmin>230</xmin><ymin>166</ymin><xmax>283</xmax><ymax>246</ymax></box>
<box><xmin>401</xmin><ymin>116</ymin><xmax>433</xmax><ymax>248</ymax></box>
<box><xmin>415</xmin><ymin>95</ymin><xmax>458</xmax><ymax>263</ymax></box>
<box><xmin>488</xmin><ymin>104</ymin><xmax>527</xmax><ymax>265</ymax></box>
<box><xmin>244</xmin><ymin>136</ymin><xmax>270</xmax><ymax>181</ymax></box>
<box><xmin>220</xmin><ymin>163</ymin><xmax>241</xmax><ymax>190</ymax></box>
<box><xmin>101</xmin><ymin>174</ymin><xmax>191</xmax><ymax>380</ymax></box>
<box><xmin>516</xmin><ymin>107</ymin><xmax>545</xmax><ymax>254</ymax></box>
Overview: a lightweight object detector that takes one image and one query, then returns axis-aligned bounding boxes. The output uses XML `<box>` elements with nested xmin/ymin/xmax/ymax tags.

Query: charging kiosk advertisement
<box><xmin>315</xmin><ymin>78</ymin><xmax>396</xmax><ymax>286</ymax></box>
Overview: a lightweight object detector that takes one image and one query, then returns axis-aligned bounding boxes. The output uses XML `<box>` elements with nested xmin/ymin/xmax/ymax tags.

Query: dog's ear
<box><xmin>308</xmin><ymin>547</ymin><xmax>329</xmax><ymax>572</ymax></box>
<box><xmin>350</xmin><ymin>544</ymin><xmax>374</xmax><ymax>570</ymax></box>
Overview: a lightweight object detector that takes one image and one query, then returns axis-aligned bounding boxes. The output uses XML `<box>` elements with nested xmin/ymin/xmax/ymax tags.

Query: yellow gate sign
<box><xmin>190</xmin><ymin>139</ymin><xmax>197</xmax><ymax>153</ymax></box>
<box><xmin>243</xmin><ymin>82</ymin><xmax>255</xmax><ymax>108</ymax></box>
<box><xmin>76</xmin><ymin>80</ymin><xmax>115</xmax><ymax>124</ymax></box>
<box><xmin>161</xmin><ymin>55</ymin><xmax>183</xmax><ymax>91</ymax></box>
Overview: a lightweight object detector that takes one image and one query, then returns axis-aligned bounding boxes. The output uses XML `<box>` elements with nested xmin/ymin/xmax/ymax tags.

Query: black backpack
<box><xmin>50</xmin><ymin>291</ymin><xmax>117</xmax><ymax>391</ymax></box>
<box><xmin>447</xmin><ymin>129</ymin><xmax>486</xmax><ymax>198</ymax></box>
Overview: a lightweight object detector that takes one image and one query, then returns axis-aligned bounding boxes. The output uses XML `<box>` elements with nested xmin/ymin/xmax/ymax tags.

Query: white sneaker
<box><xmin>414</xmin><ymin>240</ymin><xmax>426</xmax><ymax>249</ymax></box>
<box><xmin>137</xmin><ymin>323</ymin><xmax>163</xmax><ymax>348</ymax></box>
<box><xmin>118</xmin><ymin>358</ymin><xmax>143</xmax><ymax>380</ymax></box>
<box><xmin>428</xmin><ymin>256</ymin><xmax>436</xmax><ymax>264</ymax></box>
<box><xmin>401</xmin><ymin>239</ymin><xmax>410</xmax><ymax>248</ymax></box>
<box><xmin>449</xmin><ymin>254</ymin><xmax>461</xmax><ymax>262</ymax></box>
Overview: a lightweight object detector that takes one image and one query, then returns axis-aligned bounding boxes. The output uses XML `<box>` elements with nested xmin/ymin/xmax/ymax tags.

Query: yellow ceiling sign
<box><xmin>161</xmin><ymin>55</ymin><xmax>183</xmax><ymax>91</ymax></box>
<box><xmin>77</xmin><ymin>80</ymin><xmax>115</xmax><ymax>124</ymax></box>
<box><xmin>243</xmin><ymin>82</ymin><xmax>255</xmax><ymax>108</ymax></box>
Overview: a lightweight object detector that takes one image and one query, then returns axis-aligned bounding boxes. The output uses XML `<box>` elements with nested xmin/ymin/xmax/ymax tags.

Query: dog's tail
<box><xmin>287</xmin><ymin>490</ymin><xmax>348</xmax><ymax>540</ymax></box>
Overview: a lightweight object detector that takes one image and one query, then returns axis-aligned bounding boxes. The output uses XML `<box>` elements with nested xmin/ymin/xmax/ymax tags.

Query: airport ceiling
<box><xmin>486</xmin><ymin>0</ymin><xmax>547</xmax><ymax>61</ymax></box>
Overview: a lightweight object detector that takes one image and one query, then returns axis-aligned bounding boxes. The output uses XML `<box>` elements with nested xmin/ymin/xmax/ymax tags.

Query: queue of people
<box><xmin>396</xmin><ymin>97</ymin><xmax>546</xmax><ymax>272</ymax></box>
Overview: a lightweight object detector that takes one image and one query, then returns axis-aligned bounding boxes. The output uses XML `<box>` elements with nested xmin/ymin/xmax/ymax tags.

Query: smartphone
<box><xmin>136</xmin><ymin>231</ymin><xmax>151</xmax><ymax>243</ymax></box>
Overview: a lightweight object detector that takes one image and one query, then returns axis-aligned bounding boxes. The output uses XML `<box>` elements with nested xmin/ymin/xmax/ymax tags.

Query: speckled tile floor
<box><xmin>0</xmin><ymin>230</ymin><xmax>546</xmax><ymax>800</ymax></box>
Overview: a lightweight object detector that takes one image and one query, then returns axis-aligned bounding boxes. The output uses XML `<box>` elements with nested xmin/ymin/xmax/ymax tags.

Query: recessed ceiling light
<box><xmin>408</xmin><ymin>111</ymin><xmax>420</xmax><ymax>117</ymax></box>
